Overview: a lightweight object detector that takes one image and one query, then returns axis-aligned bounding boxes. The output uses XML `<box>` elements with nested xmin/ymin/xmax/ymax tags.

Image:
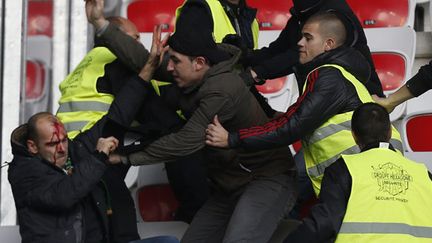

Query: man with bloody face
<box><xmin>8</xmin><ymin>112</ymin><xmax>119</xmax><ymax>242</ymax></box>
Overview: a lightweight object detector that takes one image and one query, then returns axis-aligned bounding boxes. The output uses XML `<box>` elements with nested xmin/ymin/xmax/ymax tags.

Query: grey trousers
<box><xmin>180</xmin><ymin>172</ymin><xmax>297</xmax><ymax>243</ymax></box>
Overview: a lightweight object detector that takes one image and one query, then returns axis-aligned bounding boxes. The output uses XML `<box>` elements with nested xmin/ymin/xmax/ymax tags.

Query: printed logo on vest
<box><xmin>372</xmin><ymin>162</ymin><xmax>412</xmax><ymax>197</ymax></box>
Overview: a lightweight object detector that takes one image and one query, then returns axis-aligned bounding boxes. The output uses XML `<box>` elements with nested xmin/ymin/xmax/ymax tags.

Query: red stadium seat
<box><xmin>372</xmin><ymin>53</ymin><xmax>406</xmax><ymax>92</ymax></box>
<box><xmin>346</xmin><ymin>0</ymin><xmax>411</xmax><ymax>28</ymax></box>
<box><xmin>256</xmin><ymin>77</ymin><xmax>287</xmax><ymax>94</ymax></box>
<box><xmin>137</xmin><ymin>185</ymin><xmax>179</xmax><ymax>221</ymax></box>
<box><xmin>403</xmin><ymin>114</ymin><xmax>432</xmax><ymax>152</ymax></box>
<box><xmin>28</xmin><ymin>0</ymin><xmax>53</xmax><ymax>37</ymax></box>
<box><xmin>127</xmin><ymin>0</ymin><xmax>183</xmax><ymax>32</ymax></box>
<box><xmin>247</xmin><ymin>0</ymin><xmax>292</xmax><ymax>30</ymax></box>
<box><xmin>26</xmin><ymin>60</ymin><xmax>46</xmax><ymax>100</ymax></box>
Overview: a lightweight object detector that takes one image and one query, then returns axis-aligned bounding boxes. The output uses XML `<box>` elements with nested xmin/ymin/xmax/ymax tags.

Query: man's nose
<box><xmin>57</xmin><ymin>142</ymin><xmax>65</xmax><ymax>153</ymax></box>
<box><xmin>297</xmin><ymin>37</ymin><xmax>305</xmax><ymax>47</ymax></box>
<box><xmin>167</xmin><ymin>60</ymin><xmax>174</xmax><ymax>71</ymax></box>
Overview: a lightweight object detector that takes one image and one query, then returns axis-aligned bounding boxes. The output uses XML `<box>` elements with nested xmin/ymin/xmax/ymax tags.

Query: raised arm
<box><xmin>373</xmin><ymin>60</ymin><xmax>432</xmax><ymax>112</ymax></box>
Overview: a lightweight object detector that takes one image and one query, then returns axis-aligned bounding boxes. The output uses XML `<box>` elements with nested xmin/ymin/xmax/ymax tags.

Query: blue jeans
<box><xmin>129</xmin><ymin>236</ymin><xmax>180</xmax><ymax>243</ymax></box>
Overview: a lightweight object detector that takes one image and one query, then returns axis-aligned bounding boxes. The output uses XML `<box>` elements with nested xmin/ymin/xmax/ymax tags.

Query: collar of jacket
<box><xmin>293</xmin><ymin>46</ymin><xmax>371</xmax><ymax>85</ymax></box>
<box><xmin>182</xmin><ymin>43</ymin><xmax>242</xmax><ymax>94</ymax></box>
<box><xmin>361</xmin><ymin>142</ymin><xmax>396</xmax><ymax>152</ymax></box>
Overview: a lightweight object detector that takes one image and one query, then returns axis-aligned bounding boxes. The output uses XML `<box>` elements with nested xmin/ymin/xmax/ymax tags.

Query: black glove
<box><xmin>239</xmin><ymin>67</ymin><xmax>266</xmax><ymax>86</ymax></box>
<box><xmin>222</xmin><ymin>34</ymin><xmax>251</xmax><ymax>65</ymax></box>
<box><xmin>222</xmin><ymin>34</ymin><xmax>246</xmax><ymax>49</ymax></box>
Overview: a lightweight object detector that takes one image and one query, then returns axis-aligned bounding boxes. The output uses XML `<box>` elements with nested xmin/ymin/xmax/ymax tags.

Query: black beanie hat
<box><xmin>168</xmin><ymin>2</ymin><xmax>230</xmax><ymax>64</ymax></box>
<box><xmin>293</xmin><ymin>0</ymin><xmax>322</xmax><ymax>13</ymax></box>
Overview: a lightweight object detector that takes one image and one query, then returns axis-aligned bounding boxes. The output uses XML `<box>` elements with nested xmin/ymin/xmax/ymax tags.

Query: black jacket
<box><xmin>245</xmin><ymin>0</ymin><xmax>384</xmax><ymax>97</ymax></box>
<box><xmin>283</xmin><ymin>144</ymin><xmax>432</xmax><ymax>243</ymax></box>
<box><xmin>8</xmin><ymin>125</ymin><xmax>109</xmax><ymax>243</ymax></box>
<box><xmin>8</xmin><ymin>76</ymin><xmax>152</xmax><ymax>243</ymax></box>
<box><xmin>228</xmin><ymin>47</ymin><xmax>370</xmax><ymax>149</ymax></box>
<box><xmin>406</xmin><ymin>60</ymin><xmax>432</xmax><ymax>97</ymax></box>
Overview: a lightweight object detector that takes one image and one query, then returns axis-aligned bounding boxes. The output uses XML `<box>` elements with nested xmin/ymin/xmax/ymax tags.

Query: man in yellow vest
<box><xmin>283</xmin><ymin>102</ymin><xmax>432</xmax><ymax>242</ymax></box>
<box><xmin>206</xmin><ymin>11</ymin><xmax>403</xmax><ymax>196</ymax></box>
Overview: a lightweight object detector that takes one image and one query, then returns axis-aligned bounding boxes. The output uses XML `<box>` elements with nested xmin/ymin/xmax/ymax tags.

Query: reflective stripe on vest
<box><xmin>339</xmin><ymin>222</ymin><xmax>432</xmax><ymax>238</ymax></box>
<box><xmin>302</xmin><ymin>64</ymin><xmax>403</xmax><ymax>195</ymax></box>
<box><xmin>335</xmin><ymin>148</ymin><xmax>432</xmax><ymax>242</ymax></box>
<box><xmin>175</xmin><ymin>0</ymin><xmax>259</xmax><ymax>48</ymax></box>
<box><xmin>57</xmin><ymin>47</ymin><xmax>116</xmax><ymax>139</ymax></box>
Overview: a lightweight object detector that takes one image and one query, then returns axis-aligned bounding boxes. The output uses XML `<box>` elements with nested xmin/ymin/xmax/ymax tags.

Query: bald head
<box><xmin>106</xmin><ymin>16</ymin><xmax>140</xmax><ymax>42</ymax></box>
<box><xmin>306</xmin><ymin>12</ymin><xmax>347</xmax><ymax>48</ymax></box>
<box><xmin>27</xmin><ymin>112</ymin><xmax>57</xmax><ymax>141</ymax></box>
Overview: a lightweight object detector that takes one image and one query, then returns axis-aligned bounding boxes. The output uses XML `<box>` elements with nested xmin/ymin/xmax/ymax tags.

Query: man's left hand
<box><xmin>205</xmin><ymin>115</ymin><xmax>229</xmax><ymax>148</ymax></box>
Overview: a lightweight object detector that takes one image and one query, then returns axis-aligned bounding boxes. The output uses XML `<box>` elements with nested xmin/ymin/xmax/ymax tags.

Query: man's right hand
<box><xmin>85</xmin><ymin>0</ymin><xmax>108</xmax><ymax>30</ymax></box>
<box><xmin>96</xmin><ymin>136</ymin><xmax>119</xmax><ymax>156</ymax></box>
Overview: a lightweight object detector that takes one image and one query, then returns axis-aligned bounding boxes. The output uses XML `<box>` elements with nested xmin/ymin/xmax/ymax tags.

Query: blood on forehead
<box><xmin>51</xmin><ymin>120</ymin><xmax>67</xmax><ymax>141</ymax></box>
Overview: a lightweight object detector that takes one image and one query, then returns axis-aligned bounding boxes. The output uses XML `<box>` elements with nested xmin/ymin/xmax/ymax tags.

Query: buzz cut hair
<box><xmin>306</xmin><ymin>11</ymin><xmax>347</xmax><ymax>47</ymax></box>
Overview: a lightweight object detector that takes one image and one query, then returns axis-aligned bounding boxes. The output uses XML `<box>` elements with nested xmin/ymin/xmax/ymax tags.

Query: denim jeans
<box><xmin>129</xmin><ymin>235</ymin><xmax>180</xmax><ymax>243</ymax></box>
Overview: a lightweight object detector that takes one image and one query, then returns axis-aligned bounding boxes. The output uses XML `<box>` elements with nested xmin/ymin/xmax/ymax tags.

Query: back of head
<box><xmin>351</xmin><ymin>103</ymin><xmax>391</xmax><ymax>147</ymax></box>
<box><xmin>306</xmin><ymin>11</ymin><xmax>347</xmax><ymax>48</ymax></box>
<box><xmin>106</xmin><ymin>16</ymin><xmax>140</xmax><ymax>41</ymax></box>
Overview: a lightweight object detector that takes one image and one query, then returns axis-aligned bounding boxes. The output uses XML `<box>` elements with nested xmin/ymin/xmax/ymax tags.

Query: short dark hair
<box><xmin>351</xmin><ymin>103</ymin><xmax>391</xmax><ymax>146</ymax></box>
<box><xmin>27</xmin><ymin>112</ymin><xmax>54</xmax><ymax>141</ymax></box>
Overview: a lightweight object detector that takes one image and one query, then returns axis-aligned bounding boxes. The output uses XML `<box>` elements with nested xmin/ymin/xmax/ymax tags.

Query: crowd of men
<box><xmin>7</xmin><ymin>0</ymin><xmax>432</xmax><ymax>242</ymax></box>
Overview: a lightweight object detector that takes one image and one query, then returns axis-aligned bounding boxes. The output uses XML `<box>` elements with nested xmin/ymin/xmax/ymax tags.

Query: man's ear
<box><xmin>324</xmin><ymin>38</ymin><xmax>336</xmax><ymax>51</ymax></box>
<box><xmin>27</xmin><ymin>140</ymin><xmax>38</xmax><ymax>154</ymax></box>
<box><xmin>194</xmin><ymin>56</ymin><xmax>208</xmax><ymax>71</ymax></box>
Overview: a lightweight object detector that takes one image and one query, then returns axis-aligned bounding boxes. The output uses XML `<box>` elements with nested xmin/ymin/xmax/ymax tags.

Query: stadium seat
<box><xmin>371</xmin><ymin>53</ymin><xmax>406</xmax><ymax>92</ymax></box>
<box><xmin>346</xmin><ymin>0</ymin><xmax>416</xmax><ymax>28</ymax></box>
<box><xmin>126</xmin><ymin>0</ymin><xmax>182</xmax><ymax>33</ymax></box>
<box><xmin>256</xmin><ymin>75</ymin><xmax>297</xmax><ymax>112</ymax></box>
<box><xmin>26</xmin><ymin>60</ymin><xmax>46</xmax><ymax>100</ymax></box>
<box><xmin>247</xmin><ymin>0</ymin><xmax>292</xmax><ymax>30</ymax></box>
<box><xmin>365</xmin><ymin>27</ymin><xmax>416</xmax><ymax>121</ymax></box>
<box><xmin>134</xmin><ymin>164</ymin><xmax>179</xmax><ymax>222</ymax></box>
<box><xmin>402</xmin><ymin>113</ymin><xmax>432</xmax><ymax>152</ymax></box>
<box><xmin>28</xmin><ymin>0</ymin><xmax>53</xmax><ymax>37</ymax></box>
<box><xmin>25</xmin><ymin>36</ymin><xmax>52</xmax><ymax>121</ymax></box>
<box><xmin>137</xmin><ymin>185</ymin><xmax>179</xmax><ymax>221</ymax></box>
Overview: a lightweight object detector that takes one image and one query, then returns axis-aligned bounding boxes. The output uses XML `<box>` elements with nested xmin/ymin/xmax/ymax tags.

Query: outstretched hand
<box><xmin>139</xmin><ymin>25</ymin><xmax>170</xmax><ymax>81</ymax></box>
<box><xmin>205</xmin><ymin>115</ymin><xmax>229</xmax><ymax>148</ymax></box>
<box><xmin>85</xmin><ymin>0</ymin><xmax>108</xmax><ymax>30</ymax></box>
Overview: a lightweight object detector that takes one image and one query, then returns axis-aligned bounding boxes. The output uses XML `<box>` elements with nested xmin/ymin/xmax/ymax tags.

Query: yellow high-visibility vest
<box><xmin>57</xmin><ymin>47</ymin><xmax>175</xmax><ymax>138</ymax></box>
<box><xmin>301</xmin><ymin>64</ymin><xmax>403</xmax><ymax>195</ymax></box>
<box><xmin>175</xmin><ymin>0</ymin><xmax>259</xmax><ymax>48</ymax></box>
<box><xmin>335</xmin><ymin>148</ymin><xmax>432</xmax><ymax>242</ymax></box>
<box><xmin>57</xmin><ymin>47</ymin><xmax>116</xmax><ymax>139</ymax></box>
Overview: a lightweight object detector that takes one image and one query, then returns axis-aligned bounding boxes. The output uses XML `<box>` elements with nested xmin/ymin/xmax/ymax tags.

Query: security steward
<box><xmin>284</xmin><ymin>103</ymin><xmax>432</xmax><ymax>243</ymax></box>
